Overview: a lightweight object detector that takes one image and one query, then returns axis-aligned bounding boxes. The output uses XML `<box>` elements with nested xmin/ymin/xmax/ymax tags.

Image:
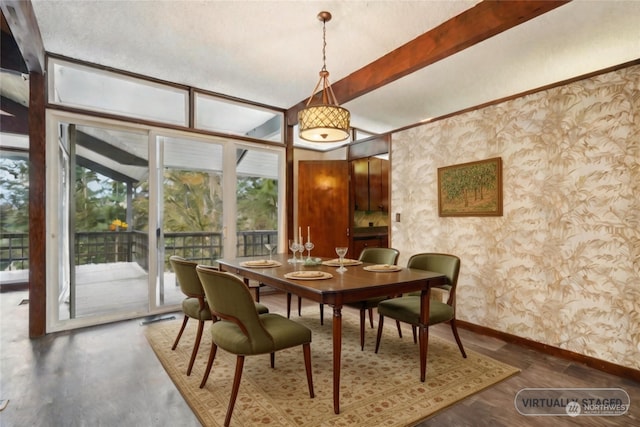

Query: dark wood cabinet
<box><xmin>352</xmin><ymin>157</ymin><xmax>389</xmax><ymax>212</ymax></box>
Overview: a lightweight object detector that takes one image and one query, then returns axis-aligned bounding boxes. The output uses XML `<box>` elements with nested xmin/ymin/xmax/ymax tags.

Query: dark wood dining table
<box><xmin>217</xmin><ymin>253</ymin><xmax>447</xmax><ymax>414</ymax></box>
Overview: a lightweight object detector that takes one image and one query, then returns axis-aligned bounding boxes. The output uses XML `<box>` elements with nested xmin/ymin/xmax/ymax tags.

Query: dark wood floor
<box><xmin>1</xmin><ymin>288</ymin><xmax>638</xmax><ymax>426</ymax></box>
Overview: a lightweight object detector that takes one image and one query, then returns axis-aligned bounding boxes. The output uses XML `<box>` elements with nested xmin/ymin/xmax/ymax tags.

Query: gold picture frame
<box><xmin>438</xmin><ymin>157</ymin><xmax>503</xmax><ymax>217</ymax></box>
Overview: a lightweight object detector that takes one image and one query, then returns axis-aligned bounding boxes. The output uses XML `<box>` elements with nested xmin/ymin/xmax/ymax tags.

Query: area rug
<box><xmin>145</xmin><ymin>308</ymin><xmax>519</xmax><ymax>426</ymax></box>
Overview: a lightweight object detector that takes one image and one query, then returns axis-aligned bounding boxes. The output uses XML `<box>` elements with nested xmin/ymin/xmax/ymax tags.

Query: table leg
<box><xmin>332</xmin><ymin>305</ymin><xmax>342</xmax><ymax>414</ymax></box>
<box><xmin>419</xmin><ymin>288</ymin><xmax>431</xmax><ymax>382</ymax></box>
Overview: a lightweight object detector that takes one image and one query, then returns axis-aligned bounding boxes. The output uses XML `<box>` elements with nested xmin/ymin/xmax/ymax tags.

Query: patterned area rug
<box><xmin>145</xmin><ymin>308</ymin><xmax>518</xmax><ymax>426</ymax></box>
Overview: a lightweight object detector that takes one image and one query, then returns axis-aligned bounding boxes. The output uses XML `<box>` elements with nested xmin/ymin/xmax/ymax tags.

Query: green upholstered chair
<box><xmin>196</xmin><ymin>266</ymin><xmax>314</xmax><ymax>427</ymax></box>
<box><xmin>169</xmin><ymin>256</ymin><xmax>269</xmax><ymax>376</ymax></box>
<box><xmin>374</xmin><ymin>253</ymin><xmax>466</xmax><ymax>359</ymax></box>
<box><xmin>345</xmin><ymin>247</ymin><xmax>400</xmax><ymax>350</ymax></box>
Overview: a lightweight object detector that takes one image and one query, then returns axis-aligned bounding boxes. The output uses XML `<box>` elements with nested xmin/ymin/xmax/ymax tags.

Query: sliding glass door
<box><xmin>46</xmin><ymin>113</ymin><xmax>285</xmax><ymax>332</ymax></box>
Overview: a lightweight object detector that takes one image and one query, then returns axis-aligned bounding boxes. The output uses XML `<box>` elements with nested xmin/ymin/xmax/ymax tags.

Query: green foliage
<box><xmin>162</xmin><ymin>169</ymin><xmax>223</xmax><ymax>232</ymax></box>
<box><xmin>0</xmin><ymin>157</ymin><xmax>29</xmax><ymax>232</ymax></box>
<box><xmin>0</xmin><ymin>157</ymin><xmax>277</xmax><ymax>236</ymax></box>
<box><xmin>74</xmin><ymin>166</ymin><xmax>127</xmax><ymax>231</ymax></box>
<box><xmin>237</xmin><ymin>177</ymin><xmax>278</xmax><ymax>231</ymax></box>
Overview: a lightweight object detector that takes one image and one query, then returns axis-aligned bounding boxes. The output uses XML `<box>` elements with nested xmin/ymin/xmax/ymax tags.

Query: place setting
<box><xmin>321</xmin><ymin>258</ymin><xmax>362</xmax><ymax>267</ymax></box>
<box><xmin>363</xmin><ymin>264</ymin><xmax>402</xmax><ymax>272</ymax></box>
<box><xmin>240</xmin><ymin>259</ymin><xmax>282</xmax><ymax>268</ymax></box>
<box><xmin>318</xmin><ymin>246</ymin><xmax>363</xmax><ymax>274</ymax></box>
<box><xmin>283</xmin><ymin>270</ymin><xmax>333</xmax><ymax>280</ymax></box>
<box><xmin>239</xmin><ymin>243</ymin><xmax>282</xmax><ymax>268</ymax></box>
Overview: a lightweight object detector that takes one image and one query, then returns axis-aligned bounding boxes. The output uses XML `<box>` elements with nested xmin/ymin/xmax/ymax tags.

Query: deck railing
<box><xmin>1</xmin><ymin>230</ymin><xmax>278</xmax><ymax>274</ymax></box>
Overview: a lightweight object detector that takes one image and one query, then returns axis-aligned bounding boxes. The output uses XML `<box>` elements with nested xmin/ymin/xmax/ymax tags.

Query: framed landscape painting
<box><xmin>438</xmin><ymin>157</ymin><xmax>503</xmax><ymax>217</ymax></box>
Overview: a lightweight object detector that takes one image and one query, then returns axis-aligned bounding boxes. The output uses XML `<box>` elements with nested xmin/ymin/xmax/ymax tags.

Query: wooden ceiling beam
<box><xmin>286</xmin><ymin>0</ymin><xmax>571</xmax><ymax>126</ymax></box>
<box><xmin>1</xmin><ymin>1</ymin><xmax>45</xmax><ymax>73</ymax></box>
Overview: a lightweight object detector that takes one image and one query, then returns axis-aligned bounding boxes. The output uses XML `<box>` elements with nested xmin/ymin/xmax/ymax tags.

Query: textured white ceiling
<box><xmin>28</xmin><ymin>0</ymin><xmax>640</xmax><ymax>139</ymax></box>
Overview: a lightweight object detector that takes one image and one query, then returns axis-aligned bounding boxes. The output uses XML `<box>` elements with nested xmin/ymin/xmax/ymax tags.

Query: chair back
<box><xmin>170</xmin><ymin>256</ymin><xmax>205</xmax><ymax>298</ymax></box>
<box><xmin>358</xmin><ymin>247</ymin><xmax>400</xmax><ymax>265</ymax></box>
<box><xmin>406</xmin><ymin>253</ymin><xmax>460</xmax><ymax>305</ymax></box>
<box><xmin>196</xmin><ymin>266</ymin><xmax>274</xmax><ymax>352</ymax></box>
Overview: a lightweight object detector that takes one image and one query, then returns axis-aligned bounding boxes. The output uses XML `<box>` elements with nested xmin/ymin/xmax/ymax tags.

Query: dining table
<box><xmin>216</xmin><ymin>253</ymin><xmax>447</xmax><ymax>415</ymax></box>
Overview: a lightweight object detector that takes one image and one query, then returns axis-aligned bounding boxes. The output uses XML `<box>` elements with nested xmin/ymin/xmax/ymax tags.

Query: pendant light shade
<box><xmin>298</xmin><ymin>12</ymin><xmax>350</xmax><ymax>143</ymax></box>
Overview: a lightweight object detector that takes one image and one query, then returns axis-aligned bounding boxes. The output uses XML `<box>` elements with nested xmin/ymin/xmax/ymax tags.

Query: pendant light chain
<box><xmin>321</xmin><ymin>18</ymin><xmax>327</xmax><ymax>73</ymax></box>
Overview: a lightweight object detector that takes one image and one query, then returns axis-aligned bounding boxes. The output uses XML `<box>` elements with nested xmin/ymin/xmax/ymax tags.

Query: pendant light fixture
<box><xmin>298</xmin><ymin>11</ymin><xmax>350</xmax><ymax>143</ymax></box>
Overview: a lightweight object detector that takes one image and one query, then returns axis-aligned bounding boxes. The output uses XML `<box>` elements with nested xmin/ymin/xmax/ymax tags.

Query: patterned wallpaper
<box><xmin>390</xmin><ymin>64</ymin><xmax>640</xmax><ymax>370</ymax></box>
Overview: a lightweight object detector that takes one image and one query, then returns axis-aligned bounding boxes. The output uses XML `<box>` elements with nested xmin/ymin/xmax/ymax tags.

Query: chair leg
<box><xmin>319</xmin><ymin>304</ymin><xmax>324</xmax><ymax>325</ymax></box>
<box><xmin>172</xmin><ymin>315</ymin><xmax>189</xmax><ymax>350</ymax></box>
<box><xmin>302</xmin><ymin>343</ymin><xmax>315</xmax><ymax>398</ymax></box>
<box><xmin>270</xmin><ymin>352</ymin><xmax>275</xmax><ymax>368</ymax></box>
<box><xmin>224</xmin><ymin>355</ymin><xmax>245</xmax><ymax>427</ymax></box>
<box><xmin>450</xmin><ymin>319</ymin><xmax>467</xmax><ymax>358</ymax></box>
<box><xmin>297</xmin><ymin>297</ymin><xmax>302</xmax><ymax>316</ymax></box>
<box><xmin>374</xmin><ymin>314</ymin><xmax>385</xmax><ymax>353</ymax></box>
<box><xmin>286</xmin><ymin>293</ymin><xmax>292</xmax><ymax>318</ymax></box>
<box><xmin>412</xmin><ymin>325</ymin><xmax>417</xmax><ymax>344</ymax></box>
<box><xmin>368</xmin><ymin>308</ymin><xmax>374</xmax><ymax>328</ymax></box>
<box><xmin>187</xmin><ymin>320</ymin><xmax>205</xmax><ymax>376</ymax></box>
<box><xmin>396</xmin><ymin>320</ymin><xmax>403</xmax><ymax>338</ymax></box>
<box><xmin>199</xmin><ymin>341</ymin><xmax>218</xmax><ymax>388</ymax></box>
<box><xmin>359</xmin><ymin>308</ymin><xmax>366</xmax><ymax>351</ymax></box>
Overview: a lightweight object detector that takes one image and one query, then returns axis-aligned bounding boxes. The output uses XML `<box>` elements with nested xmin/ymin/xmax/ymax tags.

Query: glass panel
<box><xmin>195</xmin><ymin>92</ymin><xmax>284</xmax><ymax>143</ymax></box>
<box><xmin>235</xmin><ymin>147</ymin><xmax>279</xmax><ymax>257</ymax></box>
<box><xmin>55</xmin><ymin>122</ymin><xmax>151</xmax><ymax>320</ymax></box>
<box><xmin>49</xmin><ymin>58</ymin><xmax>188</xmax><ymax>126</ymax></box>
<box><xmin>0</xmin><ymin>142</ymin><xmax>29</xmax><ymax>288</ymax></box>
<box><xmin>158</xmin><ymin>136</ymin><xmax>224</xmax><ymax>307</ymax></box>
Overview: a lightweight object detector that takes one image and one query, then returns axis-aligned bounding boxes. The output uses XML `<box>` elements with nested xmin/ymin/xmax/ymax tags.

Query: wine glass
<box><xmin>304</xmin><ymin>240</ymin><xmax>314</xmax><ymax>261</ymax></box>
<box><xmin>295</xmin><ymin>242</ymin><xmax>305</xmax><ymax>263</ymax></box>
<box><xmin>335</xmin><ymin>246</ymin><xmax>348</xmax><ymax>273</ymax></box>
<box><xmin>288</xmin><ymin>239</ymin><xmax>299</xmax><ymax>263</ymax></box>
<box><xmin>264</xmin><ymin>243</ymin><xmax>276</xmax><ymax>261</ymax></box>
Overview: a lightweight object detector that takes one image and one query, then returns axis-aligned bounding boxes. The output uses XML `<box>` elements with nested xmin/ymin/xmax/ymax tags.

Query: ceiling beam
<box><xmin>286</xmin><ymin>0</ymin><xmax>571</xmax><ymax>126</ymax></box>
<box><xmin>0</xmin><ymin>1</ymin><xmax>45</xmax><ymax>73</ymax></box>
<box><xmin>76</xmin><ymin>130</ymin><xmax>148</xmax><ymax>167</ymax></box>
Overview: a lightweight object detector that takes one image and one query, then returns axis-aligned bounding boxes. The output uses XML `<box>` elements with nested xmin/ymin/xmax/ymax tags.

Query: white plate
<box><xmin>322</xmin><ymin>259</ymin><xmax>363</xmax><ymax>267</ymax></box>
<box><xmin>363</xmin><ymin>264</ymin><xmax>402</xmax><ymax>272</ymax></box>
<box><xmin>284</xmin><ymin>271</ymin><xmax>333</xmax><ymax>280</ymax></box>
<box><xmin>240</xmin><ymin>260</ymin><xmax>282</xmax><ymax>268</ymax></box>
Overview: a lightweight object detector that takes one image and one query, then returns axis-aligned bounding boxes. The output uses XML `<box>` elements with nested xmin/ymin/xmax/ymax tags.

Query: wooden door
<box><xmin>298</xmin><ymin>160</ymin><xmax>349</xmax><ymax>258</ymax></box>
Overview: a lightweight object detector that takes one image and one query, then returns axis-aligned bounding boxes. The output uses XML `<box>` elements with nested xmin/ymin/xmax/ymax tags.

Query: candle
<box><xmin>307</xmin><ymin>226</ymin><xmax>310</xmax><ymax>243</ymax></box>
<box><xmin>299</xmin><ymin>226</ymin><xmax>302</xmax><ymax>244</ymax></box>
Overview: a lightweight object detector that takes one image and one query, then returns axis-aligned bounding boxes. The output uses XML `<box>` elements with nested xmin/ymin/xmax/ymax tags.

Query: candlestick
<box><xmin>307</xmin><ymin>226</ymin><xmax>310</xmax><ymax>242</ymax></box>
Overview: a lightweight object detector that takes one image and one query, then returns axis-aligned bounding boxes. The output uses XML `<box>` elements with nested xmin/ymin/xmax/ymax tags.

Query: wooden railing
<box><xmin>0</xmin><ymin>233</ymin><xmax>29</xmax><ymax>271</ymax></box>
<box><xmin>0</xmin><ymin>230</ymin><xmax>278</xmax><ymax>274</ymax></box>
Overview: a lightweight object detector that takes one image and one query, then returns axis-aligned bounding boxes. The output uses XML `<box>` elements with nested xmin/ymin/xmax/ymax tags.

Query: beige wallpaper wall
<box><xmin>390</xmin><ymin>64</ymin><xmax>640</xmax><ymax>370</ymax></box>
